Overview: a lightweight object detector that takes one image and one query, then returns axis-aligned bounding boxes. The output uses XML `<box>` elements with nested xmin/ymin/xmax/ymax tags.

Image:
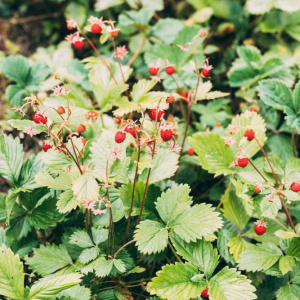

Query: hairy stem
<box><xmin>114</xmin><ymin>240</ymin><xmax>135</xmax><ymax>258</ymax></box>
<box><xmin>168</xmin><ymin>240</ymin><xmax>183</xmax><ymax>263</ymax></box>
<box><xmin>126</xmin><ymin>33</ymin><xmax>146</xmax><ymax>67</ymax></box>
<box><xmin>217</xmin><ymin>175</ymin><xmax>234</xmax><ymax>209</ymax></box>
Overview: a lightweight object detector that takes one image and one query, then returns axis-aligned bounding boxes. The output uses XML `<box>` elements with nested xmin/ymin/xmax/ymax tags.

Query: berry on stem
<box><xmin>254</xmin><ymin>220</ymin><xmax>267</xmax><ymax>235</ymax></box>
<box><xmin>42</xmin><ymin>143</ymin><xmax>52</xmax><ymax>152</ymax></box>
<box><xmin>238</xmin><ymin>157</ymin><xmax>248</xmax><ymax>168</ymax></box>
<box><xmin>115</xmin><ymin>131</ymin><xmax>126</xmax><ymax>143</ymax></box>
<box><xmin>291</xmin><ymin>182</ymin><xmax>300</xmax><ymax>193</ymax></box>
<box><xmin>148</xmin><ymin>109</ymin><xmax>165</xmax><ymax>121</ymax></box>
<box><xmin>81</xmin><ymin>137</ymin><xmax>87</xmax><ymax>145</ymax></box>
<box><xmin>201</xmin><ymin>68</ymin><xmax>211</xmax><ymax>77</ymax></box>
<box><xmin>165</xmin><ymin>65</ymin><xmax>175</xmax><ymax>75</ymax></box>
<box><xmin>124</xmin><ymin>126</ymin><xmax>136</xmax><ymax>138</ymax></box>
<box><xmin>149</xmin><ymin>66</ymin><xmax>159</xmax><ymax>76</ymax></box>
<box><xmin>166</xmin><ymin>94</ymin><xmax>175</xmax><ymax>104</ymax></box>
<box><xmin>57</xmin><ymin>106</ymin><xmax>65</xmax><ymax>114</ymax></box>
<box><xmin>110</xmin><ymin>29</ymin><xmax>119</xmax><ymax>37</ymax></box>
<box><xmin>244</xmin><ymin>129</ymin><xmax>255</xmax><ymax>141</ymax></box>
<box><xmin>33</xmin><ymin>113</ymin><xmax>47</xmax><ymax>124</ymax></box>
<box><xmin>91</xmin><ymin>23</ymin><xmax>102</xmax><ymax>34</ymax></box>
<box><xmin>186</xmin><ymin>148</ymin><xmax>194</xmax><ymax>156</ymax></box>
<box><xmin>160</xmin><ymin>129</ymin><xmax>173</xmax><ymax>141</ymax></box>
<box><xmin>201</xmin><ymin>287</ymin><xmax>209</xmax><ymax>298</ymax></box>
<box><xmin>77</xmin><ymin>124</ymin><xmax>86</xmax><ymax>133</ymax></box>
<box><xmin>254</xmin><ymin>184</ymin><xmax>262</xmax><ymax>193</ymax></box>
<box><xmin>74</xmin><ymin>41</ymin><xmax>84</xmax><ymax>49</ymax></box>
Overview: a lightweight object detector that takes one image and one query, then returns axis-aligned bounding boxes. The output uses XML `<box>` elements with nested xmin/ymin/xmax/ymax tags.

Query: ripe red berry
<box><xmin>76</xmin><ymin>124</ymin><xmax>86</xmax><ymax>133</ymax></box>
<box><xmin>254</xmin><ymin>223</ymin><xmax>267</xmax><ymax>235</ymax></box>
<box><xmin>81</xmin><ymin>137</ymin><xmax>87</xmax><ymax>145</ymax></box>
<box><xmin>57</xmin><ymin>106</ymin><xmax>65</xmax><ymax>114</ymax></box>
<box><xmin>186</xmin><ymin>148</ymin><xmax>194</xmax><ymax>156</ymax></box>
<box><xmin>91</xmin><ymin>23</ymin><xmax>102</xmax><ymax>34</ymax></box>
<box><xmin>254</xmin><ymin>184</ymin><xmax>262</xmax><ymax>193</ymax></box>
<box><xmin>115</xmin><ymin>131</ymin><xmax>126</xmax><ymax>143</ymax></box>
<box><xmin>160</xmin><ymin>129</ymin><xmax>173</xmax><ymax>141</ymax></box>
<box><xmin>238</xmin><ymin>158</ymin><xmax>248</xmax><ymax>168</ymax></box>
<box><xmin>201</xmin><ymin>287</ymin><xmax>209</xmax><ymax>298</ymax></box>
<box><xmin>165</xmin><ymin>65</ymin><xmax>175</xmax><ymax>75</ymax></box>
<box><xmin>74</xmin><ymin>41</ymin><xmax>84</xmax><ymax>49</ymax></box>
<box><xmin>291</xmin><ymin>182</ymin><xmax>300</xmax><ymax>193</ymax></box>
<box><xmin>201</xmin><ymin>68</ymin><xmax>211</xmax><ymax>77</ymax></box>
<box><xmin>67</xmin><ymin>24</ymin><xmax>73</xmax><ymax>30</ymax></box>
<box><xmin>148</xmin><ymin>109</ymin><xmax>165</xmax><ymax>121</ymax></box>
<box><xmin>149</xmin><ymin>67</ymin><xmax>159</xmax><ymax>76</ymax></box>
<box><xmin>124</xmin><ymin>126</ymin><xmax>136</xmax><ymax>138</ymax></box>
<box><xmin>244</xmin><ymin>129</ymin><xmax>255</xmax><ymax>141</ymax></box>
<box><xmin>249</xmin><ymin>106</ymin><xmax>258</xmax><ymax>112</ymax></box>
<box><xmin>33</xmin><ymin>113</ymin><xmax>47</xmax><ymax>124</ymax></box>
<box><xmin>166</xmin><ymin>94</ymin><xmax>175</xmax><ymax>104</ymax></box>
<box><xmin>110</xmin><ymin>30</ymin><xmax>119</xmax><ymax>37</ymax></box>
<box><xmin>42</xmin><ymin>143</ymin><xmax>52</xmax><ymax>152</ymax></box>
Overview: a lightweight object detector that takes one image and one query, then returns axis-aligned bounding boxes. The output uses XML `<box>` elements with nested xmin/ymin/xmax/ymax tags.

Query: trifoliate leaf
<box><xmin>28</xmin><ymin>273</ymin><xmax>82</xmax><ymax>300</ymax></box>
<box><xmin>209</xmin><ymin>267</ymin><xmax>257</xmax><ymax>300</ymax></box>
<box><xmin>170</xmin><ymin>234</ymin><xmax>219</xmax><ymax>278</ymax></box>
<box><xmin>134</xmin><ymin>220</ymin><xmax>168</xmax><ymax>254</ymax></box>
<box><xmin>78</xmin><ymin>247</ymin><xmax>99</xmax><ymax>264</ymax></box>
<box><xmin>147</xmin><ymin>262</ymin><xmax>206</xmax><ymax>300</ymax></box>
<box><xmin>188</xmin><ymin>133</ymin><xmax>234</xmax><ymax>176</ymax></box>
<box><xmin>41</xmin><ymin>149</ymin><xmax>73</xmax><ymax>170</ymax></box>
<box><xmin>94</xmin><ymin>257</ymin><xmax>114</xmax><ymax>277</ymax></box>
<box><xmin>25</xmin><ymin>243</ymin><xmax>73</xmax><ymax>276</ymax></box>
<box><xmin>238</xmin><ymin>243</ymin><xmax>282</xmax><ymax>272</ymax></box>
<box><xmin>69</xmin><ymin>230</ymin><xmax>94</xmax><ymax>248</ymax></box>
<box><xmin>228</xmin><ymin>236</ymin><xmax>252</xmax><ymax>261</ymax></box>
<box><xmin>0</xmin><ymin>245</ymin><xmax>24</xmax><ymax>300</ymax></box>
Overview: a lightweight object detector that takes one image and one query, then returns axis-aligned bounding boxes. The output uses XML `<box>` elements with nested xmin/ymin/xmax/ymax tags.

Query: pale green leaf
<box><xmin>41</xmin><ymin>149</ymin><xmax>73</xmax><ymax>170</ymax></box>
<box><xmin>57</xmin><ymin>190</ymin><xmax>81</xmax><ymax>213</ymax></box>
<box><xmin>276</xmin><ymin>284</ymin><xmax>300</xmax><ymax>300</ymax></box>
<box><xmin>279</xmin><ymin>256</ymin><xmax>296</xmax><ymax>275</ymax></box>
<box><xmin>72</xmin><ymin>172</ymin><xmax>99</xmax><ymax>201</ymax></box>
<box><xmin>94</xmin><ymin>257</ymin><xmax>114</xmax><ymax>277</ymax></box>
<box><xmin>35</xmin><ymin>171</ymin><xmax>72</xmax><ymax>190</ymax></box>
<box><xmin>25</xmin><ymin>243</ymin><xmax>73</xmax><ymax>276</ymax></box>
<box><xmin>7</xmin><ymin>119</ymin><xmax>47</xmax><ymax>134</ymax></box>
<box><xmin>228</xmin><ymin>236</ymin><xmax>252</xmax><ymax>261</ymax></box>
<box><xmin>69</xmin><ymin>230</ymin><xmax>94</xmax><ymax>248</ymax></box>
<box><xmin>56</xmin><ymin>285</ymin><xmax>91</xmax><ymax>300</ymax></box>
<box><xmin>148</xmin><ymin>262</ymin><xmax>206</xmax><ymax>300</ymax></box>
<box><xmin>28</xmin><ymin>273</ymin><xmax>82</xmax><ymax>300</ymax></box>
<box><xmin>131</xmin><ymin>79</ymin><xmax>157</xmax><ymax>102</ymax></box>
<box><xmin>274</xmin><ymin>230</ymin><xmax>298</xmax><ymax>240</ymax></box>
<box><xmin>0</xmin><ymin>245</ymin><xmax>24</xmax><ymax>300</ymax></box>
<box><xmin>238</xmin><ymin>243</ymin><xmax>282</xmax><ymax>272</ymax></box>
<box><xmin>188</xmin><ymin>133</ymin><xmax>234</xmax><ymax>176</ymax></box>
<box><xmin>209</xmin><ymin>267</ymin><xmax>257</xmax><ymax>300</ymax></box>
<box><xmin>134</xmin><ymin>220</ymin><xmax>168</xmax><ymax>254</ymax></box>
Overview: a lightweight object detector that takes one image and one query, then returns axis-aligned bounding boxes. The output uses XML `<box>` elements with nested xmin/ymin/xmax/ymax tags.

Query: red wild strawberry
<box><xmin>244</xmin><ymin>129</ymin><xmax>255</xmax><ymax>141</ymax></box>
<box><xmin>215</xmin><ymin>123</ymin><xmax>222</xmax><ymax>127</ymax></box>
<box><xmin>57</xmin><ymin>106</ymin><xmax>65</xmax><ymax>114</ymax></box>
<box><xmin>238</xmin><ymin>157</ymin><xmax>248</xmax><ymax>168</ymax></box>
<box><xmin>91</xmin><ymin>23</ymin><xmax>102</xmax><ymax>34</ymax></box>
<box><xmin>74</xmin><ymin>41</ymin><xmax>84</xmax><ymax>49</ymax></box>
<box><xmin>42</xmin><ymin>143</ymin><xmax>52</xmax><ymax>152</ymax></box>
<box><xmin>124</xmin><ymin>126</ymin><xmax>136</xmax><ymax>138</ymax></box>
<box><xmin>33</xmin><ymin>113</ymin><xmax>47</xmax><ymax>124</ymax></box>
<box><xmin>130</xmin><ymin>142</ymin><xmax>135</xmax><ymax>147</ymax></box>
<box><xmin>148</xmin><ymin>109</ymin><xmax>165</xmax><ymax>121</ymax></box>
<box><xmin>165</xmin><ymin>65</ymin><xmax>175</xmax><ymax>75</ymax></box>
<box><xmin>110</xmin><ymin>30</ymin><xmax>119</xmax><ymax>37</ymax></box>
<box><xmin>201</xmin><ymin>68</ymin><xmax>211</xmax><ymax>77</ymax></box>
<box><xmin>67</xmin><ymin>24</ymin><xmax>73</xmax><ymax>30</ymax></box>
<box><xmin>249</xmin><ymin>106</ymin><xmax>258</xmax><ymax>112</ymax></box>
<box><xmin>115</xmin><ymin>131</ymin><xmax>126</xmax><ymax>143</ymax></box>
<box><xmin>77</xmin><ymin>124</ymin><xmax>86</xmax><ymax>133</ymax></box>
<box><xmin>160</xmin><ymin>129</ymin><xmax>173</xmax><ymax>141</ymax></box>
<box><xmin>166</xmin><ymin>94</ymin><xmax>175</xmax><ymax>104</ymax></box>
<box><xmin>186</xmin><ymin>148</ymin><xmax>194</xmax><ymax>156</ymax></box>
<box><xmin>254</xmin><ymin>220</ymin><xmax>267</xmax><ymax>235</ymax></box>
<box><xmin>201</xmin><ymin>287</ymin><xmax>209</xmax><ymax>298</ymax></box>
<box><xmin>254</xmin><ymin>184</ymin><xmax>262</xmax><ymax>193</ymax></box>
<box><xmin>149</xmin><ymin>67</ymin><xmax>159</xmax><ymax>76</ymax></box>
<box><xmin>81</xmin><ymin>137</ymin><xmax>87</xmax><ymax>145</ymax></box>
<box><xmin>291</xmin><ymin>182</ymin><xmax>300</xmax><ymax>193</ymax></box>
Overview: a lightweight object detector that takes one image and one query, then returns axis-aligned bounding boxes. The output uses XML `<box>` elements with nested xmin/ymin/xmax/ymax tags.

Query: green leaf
<box><xmin>228</xmin><ymin>236</ymin><xmax>251</xmax><ymax>261</ymax></box>
<box><xmin>94</xmin><ymin>257</ymin><xmax>114</xmax><ymax>277</ymax></box>
<box><xmin>155</xmin><ymin>184</ymin><xmax>192</xmax><ymax>225</ymax></box>
<box><xmin>0</xmin><ymin>244</ymin><xmax>24</xmax><ymax>300</ymax></box>
<box><xmin>5</xmin><ymin>84</ymin><xmax>27</xmax><ymax>106</ymax></box>
<box><xmin>292</xmin><ymin>81</ymin><xmax>300</xmax><ymax>112</ymax></box>
<box><xmin>41</xmin><ymin>149</ymin><xmax>73</xmax><ymax>170</ymax></box>
<box><xmin>0</xmin><ymin>55</ymin><xmax>30</xmax><ymax>85</ymax></box>
<box><xmin>134</xmin><ymin>220</ymin><xmax>168</xmax><ymax>254</ymax></box>
<box><xmin>170</xmin><ymin>234</ymin><xmax>219</xmax><ymax>278</ymax></box>
<box><xmin>209</xmin><ymin>267</ymin><xmax>257</xmax><ymax>300</ymax></box>
<box><xmin>0</xmin><ymin>134</ymin><xmax>24</xmax><ymax>185</ymax></box>
<box><xmin>26</xmin><ymin>243</ymin><xmax>73</xmax><ymax>276</ymax></box>
<box><xmin>8</xmin><ymin>119</ymin><xmax>47</xmax><ymax>135</ymax></box>
<box><xmin>69</xmin><ymin>230</ymin><xmax>94</xmax><ymax>248</ymax></box>
<box><xmin>56</xmin><ymin>285</ymin><xmax>91</xmax><ymax>300</ymax></box>
<box><xmin>188</xmin><ymin>133</ymin><xmax>234</xmax><ymax>176</ymax></box>
<box><xmin>72</xmin><ymin>172</ymin><xmax>99</xmax><ymax>201</ymax></box>
<box><xmin>237</xmin><ymin>46</ymin><xmax>261</xmax><ymax>69</ymax></box>
<box><xmin>28</xmin><ymin>273</ymin><xmax>82</xmax><ymax>300</ymax></box>
<box><xmin>257</xmin><ymin>80</ymin><xmax>294</xmax><ymax>111</ymax></box>
<box><xmin>274</xmin><ymin>230</ymin><xmax>298</xmax><ymax>240</ymax></box>
<box><xmin>79</xmin><ymin>247</ymin><xmax>99</xmax><ymax>264</ymax></box>
<box><xmin>35</xmin><ymin>171</ymin><xmax>72</xmax><ymax>190</ymax></box>
<box><xmin>65</xmin><ymin>2</ymin><xmax>87</xmax><ymax>27</ymax></box>
<box><xmin>287</xmin><ymin>238</ymin><xmax>300</xmax><ymax>259</ymax></box>
<box><xmin>279</xmin><ymin>256</ymin><xmax>296</xmax><ymax>275</ymax></box>
<box><xmin>57</xmin><ymin>190</ymin><xmax>81</xmax><ymax>213</ymax></box>
<box><xmin>148</xmin><ymin>262</ymin><xmax>206</xmax><ymax>300</ymax></box>
<box><xmin>238</xmin><ymin>243</ymin><xmax>282</xmax><ymax>272</ymax></box>
<box><xmin>170</xmin><ymin>203</ymin><xmax>223</xmax><ymax>242</ymax></box>
<box><xmin>276</xmin><ymin>284</ymin><xmax>300</xmax><ymax>300</ymax></box>
<box><xmin>222</xmin><ymin>191</ymin><xmax>251</xmax><ymax>230</ymax></box>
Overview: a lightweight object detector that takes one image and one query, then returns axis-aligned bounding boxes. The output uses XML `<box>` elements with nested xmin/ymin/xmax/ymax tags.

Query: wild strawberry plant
<box><xmin>0</xmin><ymin>8</ymin><xmax>299</xmax><ymax>300</ymax></box>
